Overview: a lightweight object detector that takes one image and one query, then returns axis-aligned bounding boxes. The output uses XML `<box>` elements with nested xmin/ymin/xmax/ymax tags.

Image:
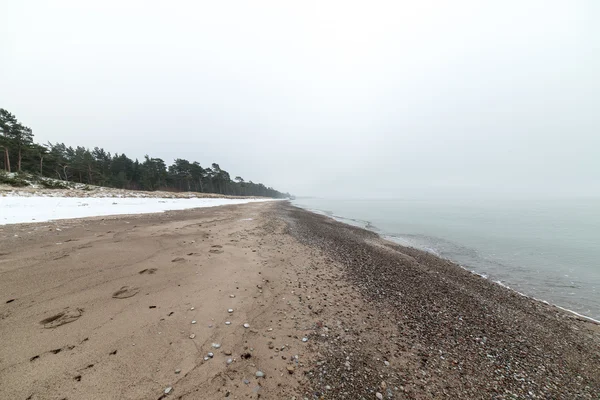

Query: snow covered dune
<box><xmin>0</xmin><ymin>196</ymin><xmax>272</xmax><ymax>225</ymax></box>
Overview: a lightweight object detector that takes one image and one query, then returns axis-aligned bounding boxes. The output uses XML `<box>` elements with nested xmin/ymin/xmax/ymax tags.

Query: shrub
<box><xmin>0</xmin><ymin>172</ymin><xmax>29</xmax><ymax>187</ymax></box>
<box><xmin>39</xmin><ymin>179</ymin><xmax>68</xmax><ymax>189</ymax></box>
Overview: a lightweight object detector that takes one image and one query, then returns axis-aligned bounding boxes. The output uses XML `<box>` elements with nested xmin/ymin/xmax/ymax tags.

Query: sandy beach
<box><xmin>1</xmin><ymin>201</ymin><xmax>599</xmax><ymax>399</ymax></box>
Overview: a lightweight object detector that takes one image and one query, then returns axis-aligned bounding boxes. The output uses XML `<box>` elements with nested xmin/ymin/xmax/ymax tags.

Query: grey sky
<box><xmin>1</xmin><ymin>1</ymin><xmax>598</xmax><ymax>198</ymax></box>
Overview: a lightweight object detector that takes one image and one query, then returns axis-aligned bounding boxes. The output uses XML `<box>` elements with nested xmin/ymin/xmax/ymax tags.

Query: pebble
<box><xmin>376</xmin><ymin>393</ymin><xmax>383</xmax><ymax>400</ymax></box>
<box><xmin>302</xmin><ymin>337</ymin><xmax>308</xmax><ymax>342</ymax></box>
<box><xmin>204</xmin><ymin>356</ymin><xmax>209</xmax><ymax>361</ymax></box>
<box><xmin>189</xmin><ymin>334</ymin><xmax>196</xmax><ymax>339</ymax></box>
<box><xmin>243</xmin><ymin>379</ymin><xmax>250</xmax><ymax>385</ymax></box>
<box><xmin>225</xmin><ymin>321</ymin><xmax>231</xmax><ymax>325</ymax></box>
<box><xmin>164</xmin><ymin>387</ymin><xmax>173</xmax><ymax>395</ymax></box>
<box><xmin>226</xmin><ymin>358</ymin><xmax>233</xmax><ymax>364</ymax></box>
<box><xmin>191</xmin><ymin>320</ymin><xmax>197</xmax><ymax>324</ymax></box>
<box><xmin>325</xmin><ymin>385</ymin><xmax>331</xmax><ymax>391</ymax></box>
<box><xmin>287</xmin><ymin>366</ymin><xmax>295</xmax><ymax>374</ymax></box>
<box><xmin>175</xmin><ymin>369</ymin><xmax>181</xmax><ymax>374</ymax></box>
<box><xmin>190</xmin><ymin>307</ymin><xmax>195</xmax><ymax>310</ymax></box>
<box><xmin>255</xmin><ymin>371</ymin><xmax>265</xmax><ymax>378</ymax></box>
<box><xmin>230</xmin><ymin>294</ymin><xmax>235</xmax><ymax>298</ymax></box>
<box><xmin>212</xmin><ymin>343</ymin><xmax>221</xmax><ymax>349</ymax></box>
<box><xmin>208</xmin><ymin>352</ymin><xmax>214</xmax><ymax>358</ymax></box>
<box><xmin>243</xmin><ymin>323</ymin><xmax>250</xmax><ymax>328</ymax></box>
<box><xmin>228</xmin><ymin>309</ymin><xmax>234</xmax><ymax>313</ymax></box>
<box><xmin>384</xmin><ymin>361</ymin><xmax>390</xmax><ymax>366</ymax></box>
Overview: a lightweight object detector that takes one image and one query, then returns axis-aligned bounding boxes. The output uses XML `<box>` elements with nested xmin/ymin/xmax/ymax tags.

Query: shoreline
<box><xmin>1</xmin><ymin>201</ymin><xmax>598</xmax><ymax>399</ymax></box>
<box><xmin>295</xmin><ymin>202</ymin><xmax>600</xmax><ymax>325</ymax></box>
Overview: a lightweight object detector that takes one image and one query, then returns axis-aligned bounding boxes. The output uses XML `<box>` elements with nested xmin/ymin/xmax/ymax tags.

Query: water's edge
<box><xmin>293</xmin><ymin>202</ymin><xmax>600</xmax><ymax>324</ymax></box>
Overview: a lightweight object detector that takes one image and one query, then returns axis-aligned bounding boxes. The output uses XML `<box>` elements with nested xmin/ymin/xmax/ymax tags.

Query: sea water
<box><xmin>293</xmin><ymin>196</ymin><xmax>600</xmax><ymax>321</ymax></box>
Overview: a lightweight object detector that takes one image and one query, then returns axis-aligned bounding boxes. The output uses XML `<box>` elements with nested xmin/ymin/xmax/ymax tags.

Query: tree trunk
<box><xmin>40</xmin><ymin>155</ymin><xmax>44</xmax><ymax>175</ymax></box>
<box><xmin>17</xmin><ymin>148</ymin><xmax>22</xmax><ymax>172</ymax></box>
<box><xmin>4</xmin><ymin>148</ymin><xmax>10</xmax><ymax>172</ymax></box>
<box><xmin>62</xmin><ymin>165</ymin><xmax>69</xmax><ymax>181</ymax></box>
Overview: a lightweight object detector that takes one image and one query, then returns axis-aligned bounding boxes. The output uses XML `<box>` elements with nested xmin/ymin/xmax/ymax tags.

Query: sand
<box><xmin>1</xmin><ymin>201</ymin><xmax>599</xmax><ymax>399</ymax></box>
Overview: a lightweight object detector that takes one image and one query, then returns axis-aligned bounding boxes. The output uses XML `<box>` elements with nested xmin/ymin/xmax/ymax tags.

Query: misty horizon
<box><xmin>2</xmin><ymin>1</ymin><xmax>598</xmax><ymax>198</ymax></box>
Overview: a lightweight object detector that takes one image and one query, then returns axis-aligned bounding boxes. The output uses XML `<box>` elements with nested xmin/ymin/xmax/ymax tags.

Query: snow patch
<box><xmin>0</xmin><ymin>197</ymin><xmax>273</xmax><ymax>225</ymax></box>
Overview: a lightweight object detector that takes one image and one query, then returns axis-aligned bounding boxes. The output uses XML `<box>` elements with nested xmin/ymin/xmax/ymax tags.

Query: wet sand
<box><xmin>1</xmin><ymin>201</ymin><xmax>599</xmax><ymax>399</ymax></box>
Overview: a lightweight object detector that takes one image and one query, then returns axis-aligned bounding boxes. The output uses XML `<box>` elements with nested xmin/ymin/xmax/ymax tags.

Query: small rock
<box><xmin>204</xmin><ymin>356</ymin><xmax>209</xmax><ymax>361</ymax></box>
<box><xmin>208</xmin><ymin>352</ymin><xmax>214</xmax><ymax>358</ymax></box>
<box><xmin>243</xmin><ymin>323</ymin><xmax>250</xmax><ymax>328</ymax></box>
<box><xmin>287</xmin><ymin>366</ymin><xmax>295</xmax><ymax>374</ymax></box>
<box><xmin>230</xmin><ymin>294</ymin><xmax>235</xmax><ymax>298</ymax></box>
<box><xmin>190</xmin><ymin>307</ymin><xmax>195</xmax><ymax>310</ymax></box>
<box><xmin>189</xmin><ymin>334</ymin><xmax>196</xmax><ymax>339</ymax></box>
<box><xmin>243</xmin><ymin>379</ymin><xmax>250</xmax><ymax>385</ymax></box>
<box><xmin>224</xmin><ymin>350</ymin><xmax>232</xmax><ymax>355</ymax></box>
<box><xmin>225</xmin><ymin>321</ymin><xmax>231</xmax><ymax>325</ymax></box>
<box><xmin>302</xmin><ymin>337</ymin><xmax>308</xmax><ymax>342</ymax></box>
<box><xmin>212</xmin><ymin>343</ymin><xmax>221</xmax><ymax>349</ymax></box>
<box><xmin>164</xmin><ymin>387</ymin><xmax>173</xmax><ymax>395</ymax></box>
<box><xmin>228</xmin><ymin>309</ymin><xmax>234</xmax><ymax>313</ymax></box>
<box><xmin>175</xmin><ymin>369</ymin><xmax>181</xmax><ymax>374</ymax></box>
<box><xmin>376</xmin><ymin>393</ymin><xmax>383</xmax><ymax>400</ymax></box>
<box><xmin>226</xmin><ymin>358</ymin><xmax>233</xmax><ymax>364</ymax></box>
<box><xmin>191</xmin><ymin>320</ymin><xmax>197</xmax><ymax>324</ymax></box>
<box><xmin>384</xmin><ymin>361</ymin><xmax>390</xmax><ymax>367</ymax></box>
<box><xmin>255</xmin><ymin>371</ymin><xmax>265</xmax><ymax>378</ymax></box>
<box><xmin>325</xmin><ymin>385</ymin><xmax>331</xmax><ymax>390</ymax></box>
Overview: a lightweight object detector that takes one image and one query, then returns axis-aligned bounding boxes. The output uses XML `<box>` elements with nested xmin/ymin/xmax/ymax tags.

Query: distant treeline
<box><xmin>0</xmin><ymin>108</ymin><xmax>289</xmax><ymax>198</ymax></box>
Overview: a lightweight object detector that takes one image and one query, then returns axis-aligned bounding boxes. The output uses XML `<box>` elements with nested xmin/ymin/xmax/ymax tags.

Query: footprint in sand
<box><xmin>209</xmin><ymin>245</ymin><xmax>224</xmax><ymax>254</ymax></box>
<box><xmin>171</xmin><ymin>257</ymin><xmax>186</xmax><ymax>262</ymax></box>
<box><xmin>40</xmin><ymin>308</ymin><xmax>83</xmax><ymax>328</ymax></box>
<box><xmin>139</xmin><ymin>268</ymin><xmax>157</xmax><ymax>274</ymax></box>
<box><xmin>112</xmin><ymin>286</ymin><xmax>140</xmax><ymax>299</ymax></box>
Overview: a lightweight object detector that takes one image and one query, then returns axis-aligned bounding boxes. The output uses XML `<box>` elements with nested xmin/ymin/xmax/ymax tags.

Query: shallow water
<box><xmin>293</xmin><ymin>196</ymin><xmax>600</xmax><ymax>321</ymax></box>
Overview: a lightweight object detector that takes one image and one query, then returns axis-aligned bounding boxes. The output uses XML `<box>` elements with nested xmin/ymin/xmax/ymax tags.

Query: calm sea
<box><xmin>292</xmin><ymin>197</ymin><xmax>600</xmax><ymax>321</ymax></box>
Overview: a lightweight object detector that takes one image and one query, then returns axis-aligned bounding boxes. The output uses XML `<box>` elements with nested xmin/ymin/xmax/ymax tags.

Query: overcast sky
<box><xmin>1</xmin><ymin>1</ymin><xmax>598</xmax><ymax>198</ymax></box>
